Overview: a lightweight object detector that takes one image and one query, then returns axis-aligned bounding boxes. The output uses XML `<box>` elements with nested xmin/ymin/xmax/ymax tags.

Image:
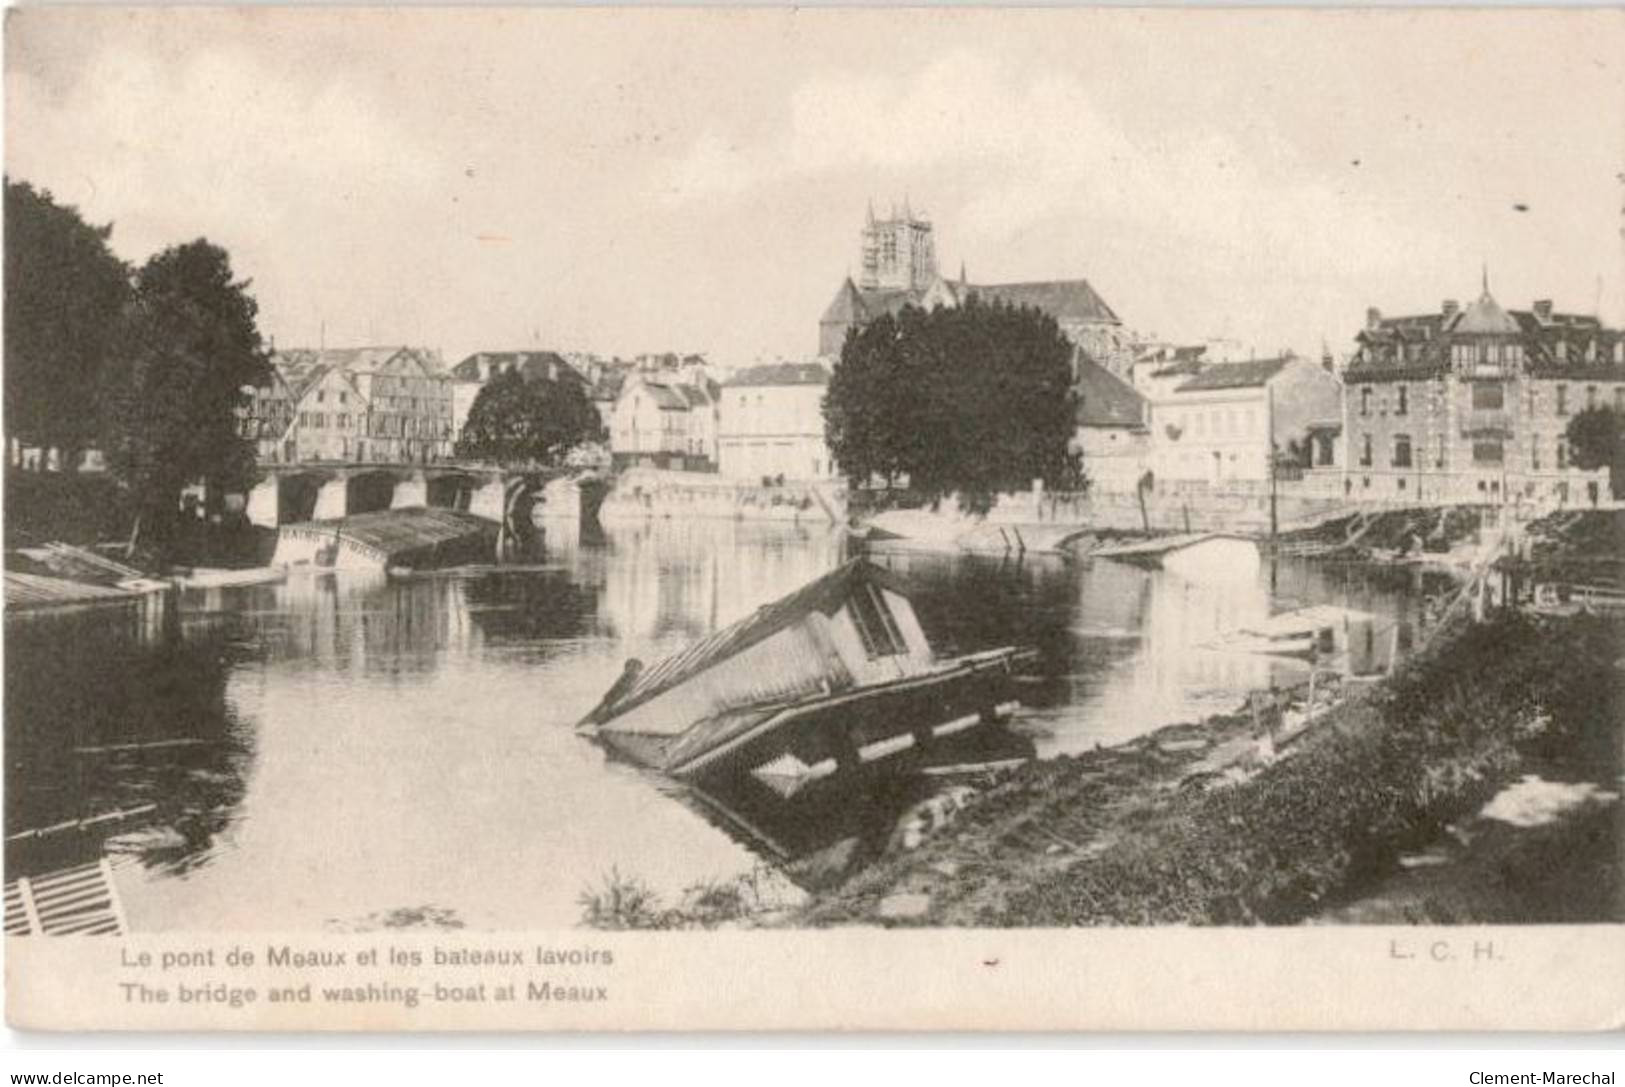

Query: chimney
<box><xmin>1533</xmin><ymin>299</ymin><xmax>1554</xmax><ymax>323</ymax></box>
<box><xmin>1365</xmin><ymin>307</ymin><xmax>1382</xmax><ymax>332</ymax></box>
<box><xmin>1441</xmin><ymin>299</ymin><xmax>1459</xmax><ymax>321</ymax></box>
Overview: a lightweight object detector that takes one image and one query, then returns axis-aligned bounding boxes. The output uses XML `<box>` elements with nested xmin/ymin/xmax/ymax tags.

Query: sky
<box><xmin>6</xmin><ymin>7</ymin><xmax>1623</xmax><ymax>368</ymax></box>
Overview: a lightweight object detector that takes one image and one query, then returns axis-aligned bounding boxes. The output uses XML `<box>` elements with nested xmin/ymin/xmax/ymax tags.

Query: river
<box><xmin>4</xmin><ymin>518</ymin><xmax>1447</xmax><ymax>930</ymax></box>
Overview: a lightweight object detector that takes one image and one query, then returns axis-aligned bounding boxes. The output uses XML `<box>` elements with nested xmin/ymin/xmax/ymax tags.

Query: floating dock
<box><xmin>4</xmin><ymin>858</ymin><xmax>128</xmax><ymax>936</ymax></box>
<box><xmin>1092</xmin><ymin>533</ymin><xmax>1261</xmax><ymax>581</ymax></box>
<box><xmin>3</xmin><ymin>571</ymin><xmax>147</xmax><ymax>612</ymax></box>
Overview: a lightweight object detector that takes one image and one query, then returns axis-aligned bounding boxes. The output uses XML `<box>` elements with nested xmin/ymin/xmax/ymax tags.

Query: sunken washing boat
<box><xmin>579</xmin><ymin>559</ymin><xmax>1034</xmax><ymax>799</ymax></box>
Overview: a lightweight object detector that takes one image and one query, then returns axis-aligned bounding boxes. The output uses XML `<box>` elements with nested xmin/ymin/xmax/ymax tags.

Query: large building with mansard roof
<box><xmin>1343</xmin><ymin>279</ymin><xmax>1624</xmax><ymax>505</ymax></box>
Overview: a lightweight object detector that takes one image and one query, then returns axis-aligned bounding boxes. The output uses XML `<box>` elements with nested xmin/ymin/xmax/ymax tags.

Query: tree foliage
<box><xmin>823</xmin><ymin>296</ymin><xmax>1081</xmax><ymax>512</ymax></box>
<box><xmin>1564</xmin><ymin>406</ymin><xmax>1625</xmax><ymax>498</ymax></box>
<box><xmin>454</xmin><ymin>369</ymin><xmax>604</xmax><ymax>466</ymax></box>
<box><xmin>4</xmin><ymin>178</ymin><xmax>132</xmax><ymax>459</ymax></box>
<box><xmin>100</xmin><ymin>240</ymin><xmax>270</xmax><ymax>549</ymax></box>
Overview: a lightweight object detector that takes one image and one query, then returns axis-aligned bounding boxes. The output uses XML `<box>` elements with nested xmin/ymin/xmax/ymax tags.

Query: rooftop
<box><xmin>1075</xmin><ymin>356</ymin><xmax>1147</xmax><ymax>428</ymax></box>
<box><xmin>451</xmin><ymin>351</ymin><xmax>580</xmax><ymax>383</ymax></box>
<box><xmin>969</xmin><ymin>279</ymin><xmax>1120</xmax><ymax>326</ymax></box>
<box><xmin>726</xmin><ymin>362</ymin><xmax>831</xmax><ymax>388</ymax></box>
<box><xmin>1174</xmin><ymin>357</ymin><xmax>1295</xmax><ymax>393</ymax></box>
<box><xmin>582</xmin><ymin>558</ymin><xmax>902</xmax><ymax>728</ymax></box>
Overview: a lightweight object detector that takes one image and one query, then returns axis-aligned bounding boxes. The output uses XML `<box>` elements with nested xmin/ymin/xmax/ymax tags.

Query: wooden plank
<box><xmin>16</xmin><ymin>877</ymin><xmax>43</xmax><ymax>936</ymax></box>
<box><xmin>102</xmin><ymin>858</ymin><xmax>130</xmax><ymax>935</ymax></box>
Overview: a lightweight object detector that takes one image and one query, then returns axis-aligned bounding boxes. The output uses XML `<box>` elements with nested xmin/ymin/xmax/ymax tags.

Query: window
<box><xmin>848</xmin><ymin>583</ymin><xmax>907</xmax><ymax>660</ymax></box>
<box><xmin>1360</xmin><ymin>387</ymin><xmax>1371</xmax><ymax>417</ymax></box>
<box><xmin>1392</xmin><ymin>434</ymin><xmax>1412</xmax><ymax>469</ymax></box>
<box><xmin>1472</xmin><ymin>440</ymin><xmax>1504</xmax><ymax>466</ymax></box>
<box><xmin>1434</xmin><ymin>435</ymin><xmax>1446</xmax><ymax>469</ymax></box>
<box><xmin>1532</xmin><ymin>440</ymin><xmax>1541</xmax><ymax>470</ymax></box>
<box><xmin>317</xmin><ymin>390</ymin><xmax>325</xmax><ymax>404</ymax></box>
<box><xmin>1396</xmin><ymin>385</ymin><xmax>1408</xmax><ymax>416</ymax></box>
<box><xmin>1471</xmin><ymin>382</ymin><xmax>1504</xmax><ymax>410</ymax></box>
<box><xmin>1616</xmin><ymin>388</ymin><xmax>1625</xmax><ymax>414</ymax></box>
<box><xmin>1556</xmin><ymin>385</ymin><xmax>1568</xmax><ymax>415</ymax></box>
<box><xmin>1557</xmin><ymin>440</ymin><xmax>1568</xmax><ymax>470</ymax></box>
<box><xmin>1586</xmin><ymin>386</ymin><xmax>1598</xmax><ymax>411</ymax></box>
<box><xmin>1359</xmin><ymin>434</ymin><xmax>1372</xmax><ymax>467</ymax></box>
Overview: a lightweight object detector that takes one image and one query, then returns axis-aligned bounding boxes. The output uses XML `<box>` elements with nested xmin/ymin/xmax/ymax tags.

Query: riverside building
<box><xmin>1344</xmin><ymin>282</ymin><xmax>1625</xmax><ymax>506</ymax></box>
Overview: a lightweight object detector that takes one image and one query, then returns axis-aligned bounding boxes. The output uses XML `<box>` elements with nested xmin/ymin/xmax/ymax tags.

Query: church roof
<box><xmin>1074</xmin><ymin>356</ymin><xmax>1147</xmax><ymax>429</ymax></box>
<box><xmin>820</xmin><ymin>279</ymin><xmax>869</xmax><ymax>325</ymax></box>
<box><xmin>970</xmin><ymin>280</ymin><xmax>1120</xmax><ymax>325</ymax></box>
<box><xmin>855</xmin><ymin>288</ymin><xmax>921</xmax><ymax>321</ymax></box>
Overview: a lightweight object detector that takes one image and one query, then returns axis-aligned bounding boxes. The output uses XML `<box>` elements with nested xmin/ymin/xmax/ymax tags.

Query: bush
<box><xmin>1000</xmin><ymin>614</ymin><xmax>1618</xmax><ymax>926</ymax></box>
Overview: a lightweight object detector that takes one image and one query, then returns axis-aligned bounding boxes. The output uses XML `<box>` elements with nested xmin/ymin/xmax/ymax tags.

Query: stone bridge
<box><xmin>244</xmin><ymin>463</ymin><xmax>598</xmax><ymax>529</ymax></box>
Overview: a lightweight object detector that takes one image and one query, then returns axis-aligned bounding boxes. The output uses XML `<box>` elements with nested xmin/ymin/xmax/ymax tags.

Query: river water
<box><xmin>4</xmin><ymin>519</ymin><xmax>1444</xmax><ymax>930</ymax></box>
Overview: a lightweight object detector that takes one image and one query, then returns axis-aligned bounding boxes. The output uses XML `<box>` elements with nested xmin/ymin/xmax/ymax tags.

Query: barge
<box><xmin>579</xmin><ymin>558</ymin><xmax>1033</xmax><ymax>799</ymax></box>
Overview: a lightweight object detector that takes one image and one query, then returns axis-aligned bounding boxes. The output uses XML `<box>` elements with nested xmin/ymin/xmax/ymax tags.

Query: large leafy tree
<box><xmin>100</xmin><ymin>240</ymin><xmax>270</xmax><ymax>553</ymax></box>
<box><xmin>1565</xmin><ymin>406</ymin><xmax>1625</xmax><ymax>498</ymax></box>
<box><xmin>455</xmin><ymin>369</ymin><xmax>604</xmax><ymax>466</ymax></box>
<box><xmin>824</xmin><ymin>295</ymin><xmax>1081</xmax><ymax>512</ymax></box>
<box><xmin>4</xmin><ymin>179</ymin><xmax>132</xmax><ymax>463</ymax></box>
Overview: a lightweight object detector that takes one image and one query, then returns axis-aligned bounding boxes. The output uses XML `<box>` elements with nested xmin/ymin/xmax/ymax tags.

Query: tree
<box><xmin>100</xmin><ymin>240</ymin><xmax>270</xmax><ymax>554</ymax></box>
<box><xmin>822</xmin><ymin>311</ymin><xmax>916</xmax><ymax>488</ymax></box>
<box><xmin>4</xmin><ymin>178</ymin><xmax>132</xmax><ymax>464</ymax></box>
<box><xmin>1565</xmin><ymin>406</ymin><xmax>1625</xmax><ymax>498</ymax></box>
<box><xmin>455</xmin><ymin>370</ymin><xmax>604</xmax><ymax>466</ymax></box>
<box><xmin>824</xmin><ymin>295</ymin><xmax>1080</xmax><ymax>512</ymax></box>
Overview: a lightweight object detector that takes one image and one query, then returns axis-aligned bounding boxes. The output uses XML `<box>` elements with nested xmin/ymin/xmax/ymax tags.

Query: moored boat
<box><xmin>579</xmin><ymin>558</ymin><xmax>1034</xmax><ymax>799</ymax></box>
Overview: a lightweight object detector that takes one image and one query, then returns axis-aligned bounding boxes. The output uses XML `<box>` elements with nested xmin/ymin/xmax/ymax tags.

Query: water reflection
<box><xmin>4</xmin><ymin>519</ymin><xmax>1443</xmax><ymax>930</ymax></box>
<box><xmin>4</xmin><ymin>601</ymin><xmax>251</xmax><ymax>879</ymax></box>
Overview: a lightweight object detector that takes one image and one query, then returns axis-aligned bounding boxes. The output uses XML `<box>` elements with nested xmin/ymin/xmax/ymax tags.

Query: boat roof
<box><xmin>583</xmin><ymin>558</ymin><xmax>904</xmax><ymax>726</ymax></box>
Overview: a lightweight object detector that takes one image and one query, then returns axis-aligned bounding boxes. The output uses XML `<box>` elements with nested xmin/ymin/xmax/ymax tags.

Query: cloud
<box><xmin>8</xmin><ymin>39</ymin><xmax>438</xmax><ymax>260</ymax></box>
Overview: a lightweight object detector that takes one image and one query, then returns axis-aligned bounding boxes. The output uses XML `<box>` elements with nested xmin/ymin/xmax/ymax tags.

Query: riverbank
<box><xmin>785</xmin><ymin>608</ymin><xmax>1622</xmax><ymax>927</ymax></box>
<box><xmin>599</xmin><ymin>467</ymin><xmax>843</xmax><ymax>524</ymax></box>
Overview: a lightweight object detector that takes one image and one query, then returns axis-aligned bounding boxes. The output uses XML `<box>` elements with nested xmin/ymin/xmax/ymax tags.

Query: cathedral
<box><xmin>819</xmin><ymin>202</ymin><xmax>1131</xmax><ymax>376</ymax></box>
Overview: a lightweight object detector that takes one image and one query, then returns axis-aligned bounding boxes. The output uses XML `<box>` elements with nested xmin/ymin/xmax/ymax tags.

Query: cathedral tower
<box><xmin>859</xmin><ymin>198</ymin><xmax>938</xmax><ymax>291</ymax></box>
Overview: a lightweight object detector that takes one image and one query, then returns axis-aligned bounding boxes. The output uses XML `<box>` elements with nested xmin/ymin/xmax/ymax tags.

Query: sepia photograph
<box><xmin>3</xmin><ymin>4</ymin><xmax>1623</xmax><ymax>1033</ymax></box>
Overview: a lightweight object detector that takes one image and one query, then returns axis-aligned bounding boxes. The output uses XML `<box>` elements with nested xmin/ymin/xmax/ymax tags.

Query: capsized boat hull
<box><xmin>595</xmin><ymin>647</ymin><xmax>1033</xmax><ymax>799</ymax></box>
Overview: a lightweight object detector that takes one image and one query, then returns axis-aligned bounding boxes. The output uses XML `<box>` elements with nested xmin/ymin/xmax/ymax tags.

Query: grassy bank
<box><xmin>789</xmin><ymin>610</ymin><xmax>1622</xmax><ymax>927</ymax></box>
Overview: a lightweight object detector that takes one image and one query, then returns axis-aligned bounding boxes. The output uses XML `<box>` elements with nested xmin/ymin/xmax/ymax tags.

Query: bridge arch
<box><xmin>345</xmin><ymin>469</ymin><xmax>404</xmax><ymax>517</ymax></box>
<box><xmin>423</xmin><ymin>468</ymin><xmax>478</xmax><ymax>512</ymax></box>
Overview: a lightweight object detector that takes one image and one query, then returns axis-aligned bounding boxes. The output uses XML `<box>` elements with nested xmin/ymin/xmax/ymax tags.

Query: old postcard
<box><xmin>4</xmin><ymin>5</ymin><xmax>1623</xmax><ymax>1032</ymax></box>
